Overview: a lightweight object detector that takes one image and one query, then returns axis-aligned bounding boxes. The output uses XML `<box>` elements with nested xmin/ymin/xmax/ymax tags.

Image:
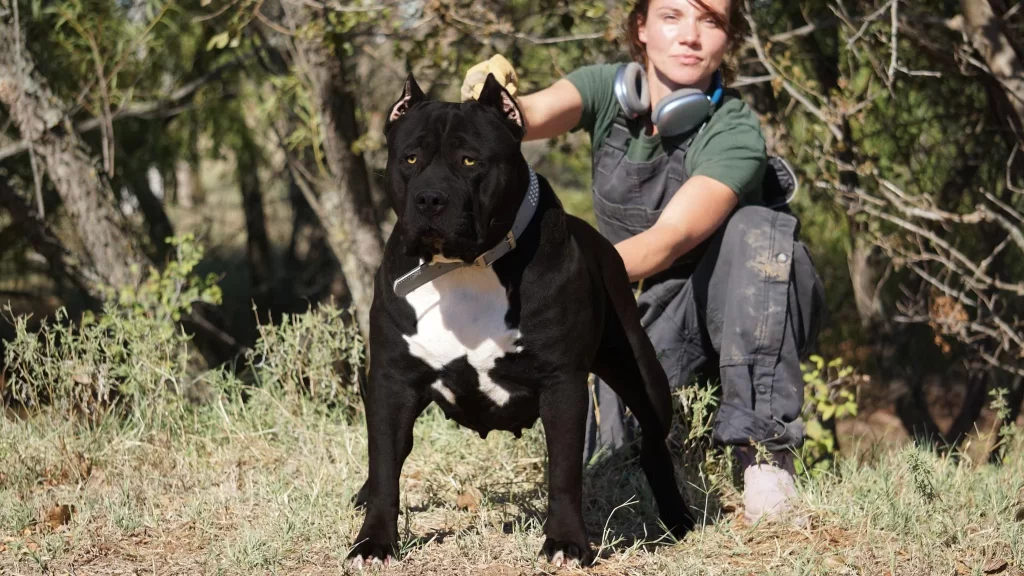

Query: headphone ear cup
<box><xmin>614</xmin><ymin>62</ymin><xmax>650</xmax><ymax>118</ymax></box>
<box><xmin>652</xmin><ymin>88</ymin><xmax>710</xmax><ymax>137</ymax></box>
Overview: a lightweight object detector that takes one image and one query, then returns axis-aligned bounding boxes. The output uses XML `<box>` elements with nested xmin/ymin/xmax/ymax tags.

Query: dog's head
<box><xmin>383</xmin><ymin>73</ymin><xmax>529</xmax><ymax>263</ymax></box>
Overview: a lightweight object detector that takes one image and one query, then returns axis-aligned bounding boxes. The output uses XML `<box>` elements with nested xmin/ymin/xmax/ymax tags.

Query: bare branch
<box><xmin>512</xmin><ymin>31</ymin><xmax>604</xmax><ymax>45</ymax></box>
<box><xmin>1008</xmin><ymin>144</ymin><xmax>1023</xmax><ymax>195</ymax></box>
<box><xmin>906</xmin><ymin>262</ymin><xmax>977</xmax><ymax>307</ymax></box>
<box><xmin>742</xmin><ymin>3</ymin><xmax>844</xmax><ymax>140</ymax></box>
<box><xmin>845</xmin><ymin>0</ymin><xmax>894</xmax><ymax>47</ymax></box>
<box><xmin>0</xmin><ymin>57</ymin><xmax>246</xmax><ymax>162</ymax></box>
<box><xmin>888</xmin><ymin>0</ymin><xmax>899</xmax><ymax>81</ymax></box>
<box><xmin>978</xmin><ymin>234</ymin><xmax>1013</xmax><ymax>275</ymax></box>
<box><xmin>855</xmin><ymin>198</ymin><xmax>1024</xmax><ymax>295</ymax></box>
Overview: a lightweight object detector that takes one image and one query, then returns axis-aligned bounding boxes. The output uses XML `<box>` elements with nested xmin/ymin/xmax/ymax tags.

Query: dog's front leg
<box><xmin>538</xmin><ymin>373</ymin><xmax>595</xmax><ymax>567</ymax></box>
<box><xmin>348</xmin><ymin>378</ymin><xmax>423</xmax><ymax>568</ymax></box>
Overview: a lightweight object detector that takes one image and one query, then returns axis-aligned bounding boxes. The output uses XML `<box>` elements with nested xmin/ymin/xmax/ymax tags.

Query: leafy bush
<box><xmin>2</xmin><ymin>234</ymin><xmax>366</xmax><ymax>429</ymax></box>
<box><xmin>3</xmin><ymin>235</ymin><xmax>219</xmax><ymax>426</ymax></box>
<box><xmin>245</xmin><ymin>302</ymin><xmax>364</xmax><ymax>418</ymax></box>
<box><xmin>798</xmin><ymin>355</ymin><xmax>865</xmax><ymax>476</ymax></box>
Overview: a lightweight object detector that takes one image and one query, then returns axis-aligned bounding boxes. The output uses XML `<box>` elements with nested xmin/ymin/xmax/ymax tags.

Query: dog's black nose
<box><xmin>414</xmin><ymin>189</ymin><xmax>449</xmax><ymax>216</ymax></box>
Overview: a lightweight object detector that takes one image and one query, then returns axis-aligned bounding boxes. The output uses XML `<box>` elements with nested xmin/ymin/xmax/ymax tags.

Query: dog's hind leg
<box><xmin>538</xmin><ymin>372</ymin><xmax>596</xmax><ymax>567</ymax></box>
<box><xmin>591</xmin><ymin>336</ymin><xmax>695</xmax><ymax>539</ymax></box>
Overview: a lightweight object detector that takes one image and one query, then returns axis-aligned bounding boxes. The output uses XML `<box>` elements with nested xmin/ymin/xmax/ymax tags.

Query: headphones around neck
<box><xmin>613</xmin><ymin>62</ymin><xmax>724</xmax><ymax>138</ymax></box>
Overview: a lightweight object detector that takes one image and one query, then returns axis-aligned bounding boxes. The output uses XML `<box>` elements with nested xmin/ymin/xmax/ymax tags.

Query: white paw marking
<box><xmin>552</xmin><ymin>551</ymin><xmax>565</xmax><ymax>566</ymax></box>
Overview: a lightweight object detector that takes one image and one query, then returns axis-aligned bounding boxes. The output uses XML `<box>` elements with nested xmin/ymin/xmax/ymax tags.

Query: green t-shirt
<box><xmin>566</xmin><ymin>63</ymin><xmax>767</xmax><ymax>205</ymax></box>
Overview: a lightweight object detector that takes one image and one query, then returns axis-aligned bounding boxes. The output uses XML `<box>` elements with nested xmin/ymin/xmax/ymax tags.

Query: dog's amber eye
<box><xmin>406</xmin><ymin>155</ymin><xmax>417</xmax><ymax>164</ymax></box>
<box><xmin>463</xmin><ymin>157</ymin><xmax>476</xmax><ymax>166</ymax></box>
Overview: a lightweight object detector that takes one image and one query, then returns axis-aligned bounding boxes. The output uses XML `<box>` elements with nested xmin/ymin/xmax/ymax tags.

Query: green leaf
<box><xmin>822</xmin><ymin>404</ymin><xmax>836</xmax><ymax>421</ymax></box>
<box><xmin>206</xmin><ymin>31</ymin><xmax>230</xmax><ymax>51</ymax></box>
<box><xmin>851</xmin><ymin>65</ymin><xmax>873</xmax><ymax>97</ymax></box>
<box><xmin>806</xmin><ymin>418</ymin><xmax>824</xmax><ymax>440</ymax></box>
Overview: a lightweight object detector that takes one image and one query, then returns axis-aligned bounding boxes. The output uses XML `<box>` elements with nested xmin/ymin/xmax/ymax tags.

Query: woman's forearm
<box><xmin>517</xmin><ymin>79</ymin><xmax>583</xmax><ymax>141</ymax></box>
<box><xmin>615</xmin><ymin>225</ymin><xmax>703</xmax><ymax>282</ymax></box>
<box><xmin>613</xmin><ymin>175</ymin><xmax>740</xmax><ymax>282</ymax></box>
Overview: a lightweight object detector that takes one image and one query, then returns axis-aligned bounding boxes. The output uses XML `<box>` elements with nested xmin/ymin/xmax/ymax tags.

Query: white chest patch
<box><xmin>403</xmin><ymin>264</ymin><xmax>522</xmax><ymax>406</ymax></box>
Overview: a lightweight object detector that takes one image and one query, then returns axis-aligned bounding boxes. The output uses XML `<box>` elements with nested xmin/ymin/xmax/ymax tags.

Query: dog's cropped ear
<box><xmin>477</xmin><ymin>73</ymin><xmax>525</xmax><ymax>141</ymax></box>
<box><xmin>385</xmin><ymin>73</ymin><xmax>426</xmax><ymax>133</ymax></box>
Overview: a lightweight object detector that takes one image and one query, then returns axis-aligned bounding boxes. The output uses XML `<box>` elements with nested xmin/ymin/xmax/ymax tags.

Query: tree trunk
<box><xmin>174</xmin><ymin>158</ymin><xmax>201</xmax><ymax>209</ymax></box>
<box><xmin>0</xmin><ymin>0</ymin><xmax>148</xmax><ymax>289</ymax></box>
<box><xmin>281</xmin><ymin>2</ymin><xmax>385</xmax><ymax>342</ymax></box>
<box><xmin>0</xmin><ymin>178</ymin><xmax>103</xmax><ymax>301</ymax></box>
<box><xmin>237</xmin><ymin>135</ymin><xmax>274</xmax><ymax>314</ymax></box>
<box><xmin>129</xmin><ymin>166</ymin><xmax>175</xmax><ymax>262</ymax></box>
<box><xmin>0</xmin><ymin>4</ymin><xmax>244</xmax><ymax>364</ymax></box>
<box><xmin>847</xmin><ymin>235</ymin><xmax>888</xmax><ymax>329</ymax></box>
<box><xmin>960</xmin><ymin>0</ymin><xmax>1024</xmax><ymax>138</ymax></box>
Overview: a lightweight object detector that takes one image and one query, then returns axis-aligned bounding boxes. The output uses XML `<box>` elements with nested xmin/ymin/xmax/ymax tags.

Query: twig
<box><xmin>283</xmin><ymin>0</ymin><xmax>391</xmax><ymax>13</ymax></box>
<box><xmin>11</xmin><ymin>0</ymin><xmax>44</xmax><ymax>216</ymax></box>
<box><xmin>1008</xmin><ymin>144</ymin><xmax>1023</xmax><ymax>195</ymax></box>
<box><xmin>193</xmin><ymin>0</ymin><xmax>242</xmax><ymax>22</ymax></box>
<box><xmin>846</xmin><ymin>0</ymin><xmax>894</xmax><ymax>47</ymax></box>
<box><xmin>888</xmin><ymin>0</ymin><xmax>899</xmax><ymax>81</ymax></box>
<box><xmin>105</xmin><ymin>0</ymin><xmax>174</xmax><ymax>89</ymax></box>
<box><xmin>766</xmin><ymin>18</ymin><xmax>838</xmax><ymax>43</ymax></box>
<box><xmin>743</xmin><ymin>4</ymin><xmax>844</xmax><ymax>141</ymax></box>
<box><xmin>906</xmin><ymin>262</ymin><xmax>976</xmax><ymax>307</ymax></box>
<box><xmin>858</xmin><ymin>201</ymin><xmax>1024</xmax><ymax>295</ymax></box>
<box><xmin>978</xmin><ymin>234</ymin><xmax>1012</xmax><ymax>276</ymax></box>
<box><xmin>63</xmin><ymin>11</ymin><xmax>116</xmax><ymax>176</ymax></box>
<box><xmin>732</xmin><ymin>74</ymin><xmax>774</xmax><ymax>87</ymax></box>
<box><xmin>512</xmin><ymin>31</ymin><xmax>604</xmax><ymax>45</ymax></box>
<box><xmin>255</xmin><ymin>7</ymin><xmax>294</xmax><ymax>36</ymax></box>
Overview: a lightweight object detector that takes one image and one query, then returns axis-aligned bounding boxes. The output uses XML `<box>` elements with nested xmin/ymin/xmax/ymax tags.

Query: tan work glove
<box><xmin>460</xmin><ymin>54</ymin><xmax>519</xmax><ymax>101</ymax></box>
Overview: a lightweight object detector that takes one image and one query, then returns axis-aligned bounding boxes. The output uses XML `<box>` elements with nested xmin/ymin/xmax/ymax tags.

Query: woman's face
<box><xmin>639</xmin><ymin>0</ymin><xmax>730</xmax><ymax>88</ymax></box>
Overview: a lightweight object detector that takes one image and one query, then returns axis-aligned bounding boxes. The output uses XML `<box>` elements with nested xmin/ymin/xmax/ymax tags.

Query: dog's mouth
<box><xmin>405</xmin><ymin>227</ymin><xmax>480</xmax><ymax>263</ymax></box>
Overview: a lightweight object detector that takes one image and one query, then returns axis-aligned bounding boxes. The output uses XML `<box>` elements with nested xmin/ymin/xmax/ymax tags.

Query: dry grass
<box><xmin>3</xmin><ymin>183</ymin><xmax>1023</xmax><ymax>575</ymax></box>
<box><xmin>3</xmin><ymin>378</ymin><xmax>1024</xmax><ymax>576</ymax></box>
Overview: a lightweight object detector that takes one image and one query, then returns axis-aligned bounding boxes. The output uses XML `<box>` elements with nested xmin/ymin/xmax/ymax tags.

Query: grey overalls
<box><xmin>582</xmin><ymin>112</ymin><xmax>826</xmax><ymax>463</ymax></box>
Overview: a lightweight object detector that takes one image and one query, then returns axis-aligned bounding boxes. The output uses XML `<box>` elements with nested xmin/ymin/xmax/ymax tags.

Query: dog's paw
<box><xmin>663</xmin><ymin>508</ymin><xmax>697</xmax><ymax>540</ymax></box>
<box><xmin>347</xmin><ymin>538</ymin><xmax>396</xmax><ymax>570</ymax></box>
<box><xmin>538</xmin><ymin>536</ymin><xmax>594</xmax><ymax>568</ymax></box>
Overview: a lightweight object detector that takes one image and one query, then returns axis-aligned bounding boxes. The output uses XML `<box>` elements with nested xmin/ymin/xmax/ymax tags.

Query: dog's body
<box><xmin>349</xmin><ymin>74</ymin><xmax>693</xmax><ymax>568</ymax></box>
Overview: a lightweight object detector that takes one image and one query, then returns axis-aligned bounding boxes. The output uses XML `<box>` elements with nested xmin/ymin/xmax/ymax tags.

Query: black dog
<box><xmin>349</xmin><ymin>73</ymin><xmax>694</xmax><ymax>568</ymax></box>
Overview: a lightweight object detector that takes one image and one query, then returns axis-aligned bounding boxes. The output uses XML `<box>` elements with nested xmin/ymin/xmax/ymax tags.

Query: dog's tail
<box><xmin>565</xmin><ymin>217</ymin><xmax>675</xmax><ymax>437</ymax></box>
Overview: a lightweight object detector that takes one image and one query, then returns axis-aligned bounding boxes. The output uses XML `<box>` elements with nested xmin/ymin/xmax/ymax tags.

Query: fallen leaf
<box><xmin>982</xmin><ymin>559</ymin><xmax>1008</xmax><ymax>574</ymax></box>
<box><xmin>45</xmin><ymin>504</ymin><xmax>74</xmax><ymax>530</ymax></box>
<box><xmin>26</xmin><ymin>541</ymin><xmax>39</xmax><ymax>552</ymax></box>
<box><xmin>76</xmin><ymin>452</ymin><xmax>92</xmax><ymax>480</ymax></box>
<box><xmin>456</xmin><ymin>487</ymin><xmax>481</xmax><ymax>512</ymax></box>
<box><xmin>824</xmin><ymin>556</ymin><xmax>846</xmax><ymax>570</ymax></box>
